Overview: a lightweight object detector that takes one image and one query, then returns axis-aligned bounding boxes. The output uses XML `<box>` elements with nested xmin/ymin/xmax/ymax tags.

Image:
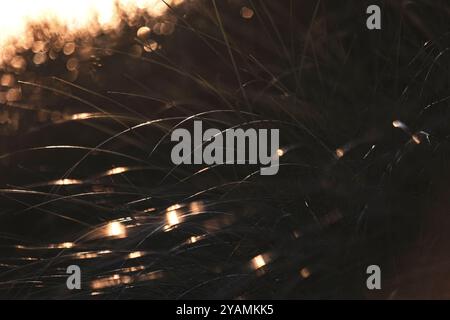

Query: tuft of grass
<box><xmin>0</xmin><ymin>0</ymin><xmax>448</xmax><ymax>299</ymax></box>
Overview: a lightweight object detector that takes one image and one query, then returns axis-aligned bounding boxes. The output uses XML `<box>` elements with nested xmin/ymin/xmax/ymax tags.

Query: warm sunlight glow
<box><xmin>0</xmin><ymin>0</ymin><xmax>184</xmax><ymax>66</ymax></box>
